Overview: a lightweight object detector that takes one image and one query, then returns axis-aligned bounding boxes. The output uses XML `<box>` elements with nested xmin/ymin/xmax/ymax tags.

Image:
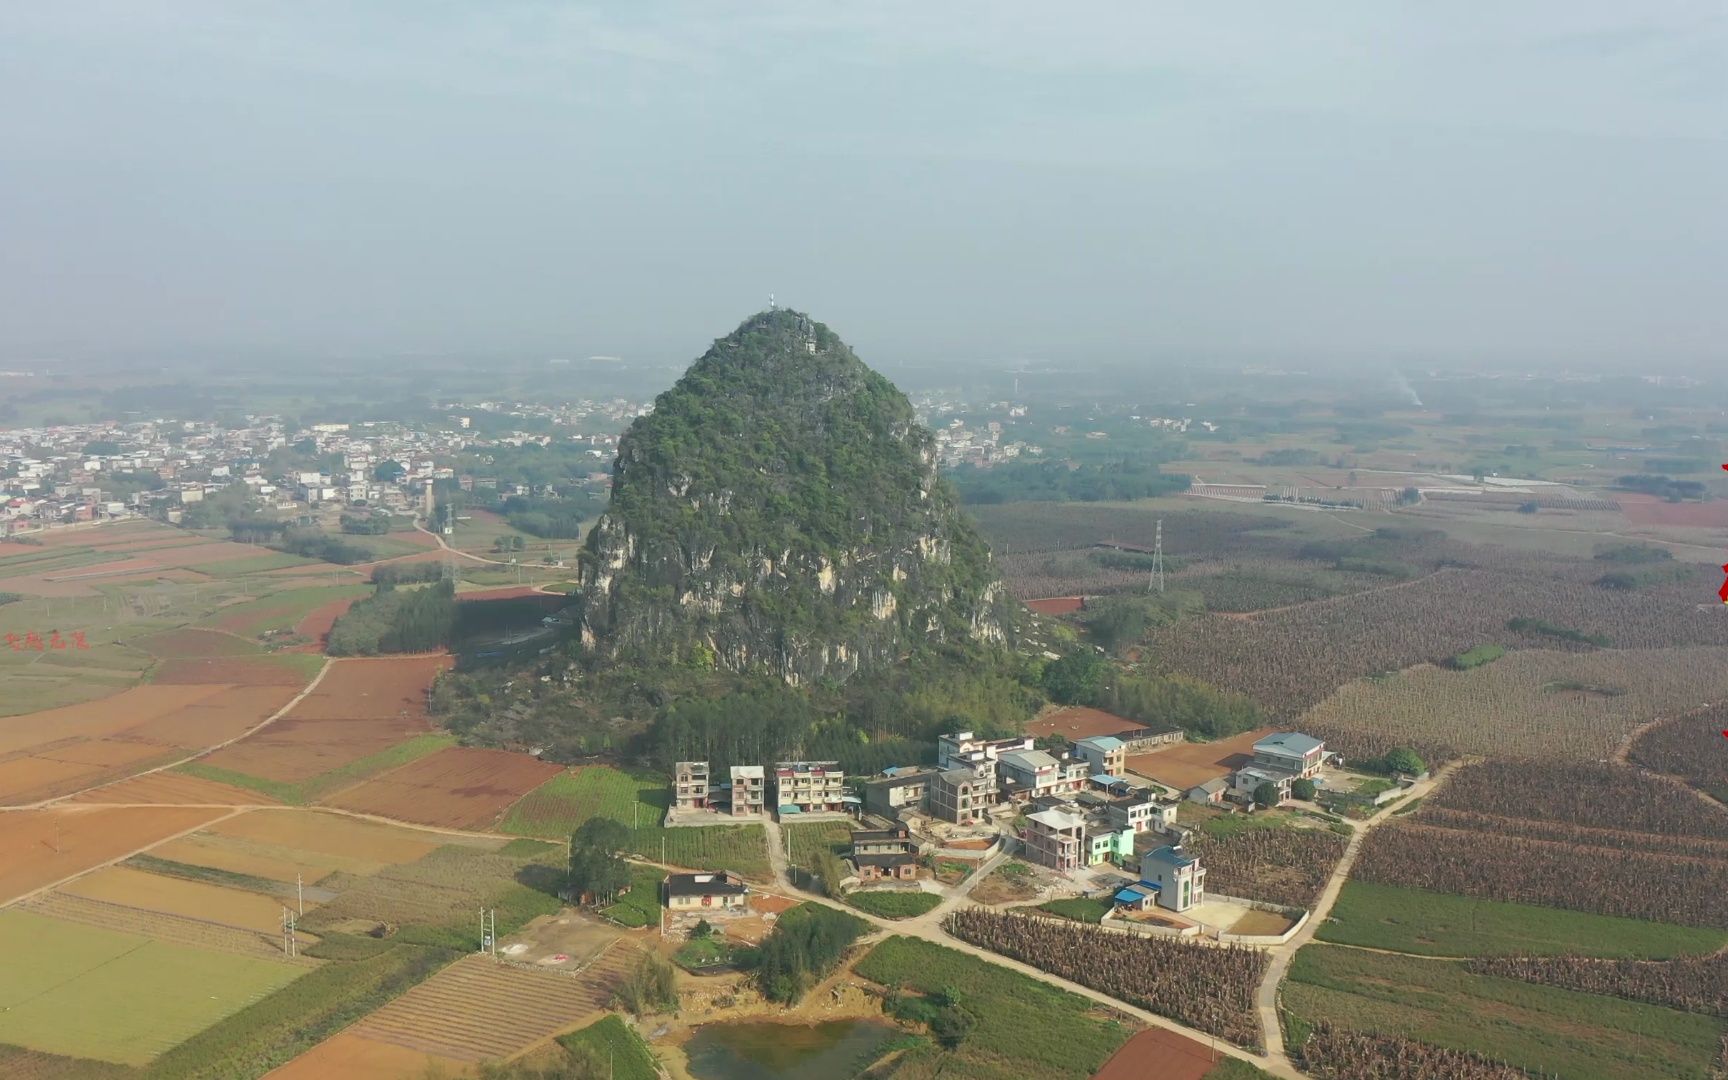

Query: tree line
<box><xmin>326</xmin><ymin>579</ymin><xmax>457</xmax><ymax>656</ymax></box>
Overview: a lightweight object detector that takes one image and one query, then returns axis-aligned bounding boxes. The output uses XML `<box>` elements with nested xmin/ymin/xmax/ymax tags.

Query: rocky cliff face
<box><xmin>577</xmin><ymin>310</ymin><xmax>1015</xmax><ymax>683</ymax></box>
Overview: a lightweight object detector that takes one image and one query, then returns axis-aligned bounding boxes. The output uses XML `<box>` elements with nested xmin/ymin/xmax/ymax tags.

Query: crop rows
<box><xmin>1300</xmin><ymin>648</ymin><xmax>1728</xmax><ymax>762</ymax></box>
<box><xmin>1144</xmin><ymin>564</ymin><xmax>1728</xmax><ymax>720</ymax></box>
<box><xmin>1431</xmin><ymin>761</ymin><xmax>1728</xmax><ymax>840</ymax></box>
<box><xmin>970</xmin><ymin>504</ymin><xmax>1296</xmax><ymax>561</ymax></box>
<box><xmin>1187</xmin><ymin>828</ymin><xmax>1347</xmax><ymax>910</ymax></box>
<box><xmin>1294</xmin><ymin>1022</ymin><xmax>1529</xmax><ymax>1080</ymax></box>
<box><xmin>1419</xmin><ymin>807</ymin><xmax>1728</xmax><ymax>860</ymax></box>
<box><xmin>1353</xmin><ymin>820</ymin><xmax>1728</xmax><ymax>928</ymax></box>
<box><xmin>943</xmin><ymin>908</ymin><xmax>1266</xmax><ymax>1048</ymax></box>
<box><xmin>1467</xmin><ymin>954</ymin><xmax>1728</xmax><ymax>1019</ymax></box>
<box><xmin>1631</xmin><ymin>704</ymin><xmax>1728</xmax><ymax>802</ymax></box>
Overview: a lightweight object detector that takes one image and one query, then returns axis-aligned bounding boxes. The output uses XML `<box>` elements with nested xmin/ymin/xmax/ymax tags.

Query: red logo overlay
<box><xmin>5</xmin><ymin>631</ymin><xmax>89</xmax><ymax>651</ymax></box>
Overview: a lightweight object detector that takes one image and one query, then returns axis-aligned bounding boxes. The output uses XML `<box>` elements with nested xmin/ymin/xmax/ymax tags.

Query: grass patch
<box><xmin>555</xmin><ymin>1015</ymin><xmax>659</xmax><ymax>1080</ymax></box>
<box><xmin>503</xmin><ymin>766</ymin><xmax>770</xmax><ymax>880</ymax></box>
<box><xmin>140</xmin><ymin>944</ymin><xmax>455</xmax><ymax>1079</ymax></box>
<box><xmin>601</xmin><ymin>862</ymin><xmax>667</xmax><ymax>928</ymax></box>
<box><xmin>674</xmin><ymin>933</ymin><xmax>757</xmax><ymax>973</ymax></box>
<box><xmin>1285</xmin><ymin>943</ymin><xmax>1727</xmax><ymax>1080</ymax></box>
<box><xmin>1036</xmin><ymin>897</ymin><xmax>1112</xmax><ymax>924</ymax></box>
<box><xmin>846</xmin><ymin>890</ymin><xmax>942</xmax><ymax>920</ymax></box>
<box><xmin>177</xmin><ymin>732</ymin><xmax>457</xmax><ymax>805</ymax></box>
<box><xmin>0</xmin><ymin>910</ymin><xmax>306</xmax><ymax>1067</ymax></box>
<box><xmin>855</xmin><ymin>937</ymin><xmax>1134</xmax><ymax>1080</ymax></box>
<box><xmin>1205</xmin><ymin>1060</ymin><xmax>1280</xmax><ymax>1080</ymax></box>
<box><xmin>123</xmin><ymin>854</ymin><xmax>305</xmax><ymax>901</ymax></box>
<box><xmin>192</xmin><ymin>553</ymin><xmax>319</xmax><ymax>577</ymax></box>
<box><xmin>197</xmin><ymin>583</ymin><xmax>371</xmax><ymax>637</ymax></box>
<box><xmin>1320</xmin><ymin>882</ymin><xmax>1728</xmax><ymax>959</ymax></box>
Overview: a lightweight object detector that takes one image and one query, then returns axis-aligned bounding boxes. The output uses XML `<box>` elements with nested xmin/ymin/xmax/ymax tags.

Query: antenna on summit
<box><xmin>768</xmin><ymin>292</ymin><xmax>777</xmax><ymax>311</ymax></box>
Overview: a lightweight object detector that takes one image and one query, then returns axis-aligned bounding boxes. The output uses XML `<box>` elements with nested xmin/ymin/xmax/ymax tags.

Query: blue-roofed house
<box><xmin>1250</xmin><ymin>732</ymin><xmax>1330</xmax><ymax>779</ymax></box>
<box><xmin>1072</xmin><ymin>735</ymin><xmax>1126</xmax><ymax>777</ymax></box>
<box><xmin>1140</xmin><ymin>844</ymin><xmax>1206</xmax><ymax>912</ymax></box>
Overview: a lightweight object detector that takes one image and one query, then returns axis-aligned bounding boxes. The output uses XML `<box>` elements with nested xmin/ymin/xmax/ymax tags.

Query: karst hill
<box><xmin>576</xmin><ymin>309</ymin><xmax>1016</xmax><ymax>682</ymax></box>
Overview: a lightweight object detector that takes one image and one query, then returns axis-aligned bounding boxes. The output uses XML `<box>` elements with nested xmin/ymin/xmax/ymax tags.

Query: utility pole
<box><xmin>297</xmin><ymin>872</ymin><xmax>304</xmax><ymax>917</ymax></box>
<box><xmin>1150</xmin><ymin>518</ymin><xmax>1166</xmax><ymax>594</ymax></box>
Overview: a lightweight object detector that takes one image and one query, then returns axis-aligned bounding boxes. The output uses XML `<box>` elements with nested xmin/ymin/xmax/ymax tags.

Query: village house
<box><xmin>1023</xmin><ymin>807</ymin><xmax>1087</xmax><ymax>871</ymax></box>
<box><xmin>860</xmin><ymin>767</ymin><xmax>937</xmax><ymax>819</ymax></box>
<box><xmin>1071</xmin><ymin>735</ymin><xmax>1127</xmax><ymax>777</ymax></box>
<box><xmin>1187</xmin><ymin>778</ymin><xmax>1228</xmax><ymax>805</ymax></box>
<box><xmin>1118</xmin><ymin>844</ymin><xmax>1206</xmax><ymax>914</ymax></box>
<box><xmin>931</xmin><ymin>767</ymin><xmax>991</xmax><ymax>825</ymax></box>
<box><xmin>729</xmin><ymin>765</ymin><xmax>765</xmax><ymax>817</ymax></box>
<box><xmin>996</xmin><ymin>748</ymin><xmax>1089</xmax><ymax>804</ymax></box>
<box><xmin>673</xmin><ymin>761</ymin><xmax>710</xmax><ymax>811</ymax></box>
<box><xmin>848</xmin><ymin>825</ymin><xmax>919</xmax><ymax>881</ymax></box>
<box><xmin>772</xmin><ymin>761</ymin><xmax>845</xmax><ymax>816</ymax></box>
<box><xmin>663</xmin><ymin>871</ymin><xmax>749</xmax><ymax>911</ymax></box>
<box><xmin>1250</xmin><ymin>732</ymin><xmax>1332</xmax><ymax>779</ymax></box>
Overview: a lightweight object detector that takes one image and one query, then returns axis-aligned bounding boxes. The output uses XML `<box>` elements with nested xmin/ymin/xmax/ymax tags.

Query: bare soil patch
<box><xmin>1127</xmin><ymin>727</ymin><xmax>1274</xmax><ymax>791</ymax></box>
<box><xmin>321</xmin><ymin>746</ymin><xmax>563</xmax><ymax>829</ymax></box>
<box><xmin>0</xmin><ymin>805</ymin><xmax>230</xmax><ymax>904</ymax></box>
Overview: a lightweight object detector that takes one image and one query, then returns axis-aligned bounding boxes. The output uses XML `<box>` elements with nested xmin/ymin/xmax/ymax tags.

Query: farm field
<box><xmin>58</xmin><ymin>864</ymin><xmax>302</xmax><ymax>935</ymax></box>
<box><xmin>1300</xmin><ymin>647</ymin><xmax>1728</xmax><ymax>762</ymax></box>
<box><xmin>1284</xmin><ymin>943</ymin><xmax>1728</xmax><ymax>1080</ymax></box>
<box><xmin>502</xmin><ymin>765</ymin><xmax>771</xmax><ymax>880</ymax></box>
<box><xmin>262</xmin><ymin>1031</ymin><xmax>460</xmax><ymax>1080</ymax></box>
<box><xmin>320</xmin><ymin>746</ymin><xmax>563</xmax><ymax>829</ymax></box>
<box><xmin>855</xmin><ymin>935</ymin><xmax>1137</xmax><ymax>1080</ymax></box>
<box><xmin>199</xmin><ymin>808</ymin><xmax>462</xmax><ymax>870</ymax></box>
<box><xmin>1631</xmin><ymin>702</ymin><xmax>1728</xmax><ymax>802</ymax></box>
<box><xmin>0</xmin><ymin>805</ymin><xmax>232</xmax><ymax>904</ymax></box>
<box><xmin>1318</xmin><ymin>881</ymin><xmax>1728</xmax><ymax>959</ymax></box>
<box><xmin>193</xmin><ymin>656</ymin><xmax>446</xmax><ymax>787</ymax></box>
<box><xmin>1126</xmin><ymin>728</ymin><xmax>1271</xmax><ymax>791</ymax></box>
<box><xmin>0</xmin><ymin>909</ymin><xmax>306</xmax><ymax>1066</ymax></box>
<box><xmin>945</xmin><ymin>908</ymin><xmax>1266</xmax><ymax>1048</ymax></box>
<box><xmin>199</xmin><ymin>582</ymin><xmax>373</xmax><ymax>638</ymax></box>
<box><xmin>326</xmin><ymin>948</ymin><xmax>636</xmax><ymax>1063</ymax></box>
<box><xmin>1091</xmin><ymin>1027</ymin><xmax>1233</xmax><ymax>1080</ymax></box>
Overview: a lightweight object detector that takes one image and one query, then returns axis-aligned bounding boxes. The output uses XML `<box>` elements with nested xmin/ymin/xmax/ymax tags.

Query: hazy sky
<box><xmin>2</xmin><ymin>3</ymin><xmax>1723</xmax><ymax>367</ymax></box>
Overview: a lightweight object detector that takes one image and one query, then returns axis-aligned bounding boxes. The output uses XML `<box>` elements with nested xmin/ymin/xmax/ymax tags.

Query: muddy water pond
<box><xmin>682</xmin><ymin>1019</ymin><xmax>901</xmax><ymax>1080</ymax></box>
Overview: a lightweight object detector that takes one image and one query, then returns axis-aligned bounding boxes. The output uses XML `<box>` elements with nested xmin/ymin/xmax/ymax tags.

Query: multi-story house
<box><xmin>931</xmin><ymin>768</ymin><xmax>991</xmax><ymax>825</ymax></box>
<box><xmin>1023</xmin><ymin>807</ymin><xmax>1087</xmax><ymax>871</ymax></box>
<box><xmin>1250</xmin><ymin>732</ymin><xmax>1329</xmax><ymax>779</ymax></box>
<box><xmin>937</xmin><ymin>731</ymin><xmax>1034</xmax><ymax>780</ymax></box>
<box><xmin>1072</xmin><ymin>735</ymin><xmax>1127</xmax><ymax>778</ymax></box>
<box><xmin>673</xmin><ymin>762</ymin><xmax>710</xmax><ymax>811</ymax></box>
<box><xmin>997</xmin><ymin>749</ymin><xmax>1088</xmax><ymax>803</ymax></box>
<box><xmin>1134</xmin><ymin>844</ymin><xmax>1207</xmax><ymax>913</ymax></box>
<box><xmin>729</xmin><ymin>765</ymin><xmax>765</xmax><ymax>817</ymax></box>
<box><xmin>773</xmin><ymin>761</ymin><xmax>845</xmax><ymax>815</ymax></box>
<box><xmin>861</xmin><ymin>767</ymin><xmax>936</xmax><ymax>819</ymax></box>
<box><xmin>1084</xmin><ymin>823</ymin><xmax>1136</xmax><ymax>867</ymax></box>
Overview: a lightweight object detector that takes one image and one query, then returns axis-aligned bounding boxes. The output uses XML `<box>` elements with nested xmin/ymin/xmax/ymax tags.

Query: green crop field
<box><xmin>784</xmin><ymin>819</ymin><xmax>855</xmax><ymax>874</ymax></box>
<box><xmin>192</xmin><ymin>553</ymin><xmax>320</xmax><ymax>577</ymax></box>
<box><xmin>0</xmin><ymin>910</ymin><xmax>305</xmax><ymax>1066</ymax></box>
<box><xmin>846</xmin><ymin>890</ymin><xmax>942</xmax><ymax>919</ymax></box>
<box><xmin>1285</xmin><ymin>944</ymin><xmax>1726</xmax><ymax>1080</ymax></box>
<box><xmin>855</xmin><ymin>937</ymin><xmax>1135</xmax><ymax>1080</ymax></box>
<box><xmin>501</xmin><ymin>766</ymin><xmax>770</xmax><ymax>880</ymax></box>
<box><xmin>557</xmin><ymin>1016</ymin><xmax>660</xmax><ymax>1080</ymax></box>
<box><xmin>1319</xmin><ymin>882</ymin><xmax>1728</xmax><ymax>959</ymax></box>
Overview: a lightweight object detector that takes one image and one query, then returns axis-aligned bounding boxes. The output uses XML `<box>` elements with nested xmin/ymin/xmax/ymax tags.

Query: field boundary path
<box><xmin>1252</xmin><ymin>762</ymin><xmax>1459</xmax><ymax>1072</ymax></box>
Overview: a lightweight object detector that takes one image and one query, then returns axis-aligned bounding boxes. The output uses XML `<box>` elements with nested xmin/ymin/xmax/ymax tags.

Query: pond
<box><xmin>682</xmin><ymin>1019</ymin><xmax>902</xmax><ymax>1080</ymax></box>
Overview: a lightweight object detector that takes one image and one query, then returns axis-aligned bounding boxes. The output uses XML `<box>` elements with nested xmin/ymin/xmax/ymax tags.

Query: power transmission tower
<box><xmin>479</xmin><ymin>908</ymin><xmax>496</xmax><ymax>957</ymax></box>
<box><xmin>1149</xmin><ymin>519</ymin><xmax>1166</xmax><ymax>594</ymax></box>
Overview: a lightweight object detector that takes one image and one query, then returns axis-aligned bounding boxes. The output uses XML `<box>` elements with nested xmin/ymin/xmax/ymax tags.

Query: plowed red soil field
<box><xmin>321</xmin><ymin>747</ymin><xmax>563</xmax><ymax>829</ymax></box>
<box><xmin>285</xmin><ymin>596</ymin><xmax>359</xmax><ymax>653</ymax></box>
<box><xmin>1091</xmin><ymin>1028</ymin><xmax>1213</xmax><ymax>1080</ymax></box>
<box><xmin>68</xmin><ymin>771</ymin><xmax>280</xmax><ymax>806</ymax></box>
<box><xmin>280</xmin><ymin>656</ymin><xmax>448</xmax><ymax>720</ymax></box>
<box><xmin>196</xmin><ymin>657</ymin><xmax>444</xmax><ymax>782</ymax></box>
<box><xmin>0</xmin><ymin>805</ymin><xmax>231</xmax><ymax>904</ymax></box>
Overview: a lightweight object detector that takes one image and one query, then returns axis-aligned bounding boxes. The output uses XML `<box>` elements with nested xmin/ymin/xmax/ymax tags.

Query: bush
<box><xmin>1291</xmin><ymin>778</ymin><xmax>1317</xmax><ymax>800</ymax></box>
<box><xmin>1383</xmin><ymin>748</ymin><xmax>1425</xmax><ymax>776</ymax></box>
<box><xmin>756</xmin><ymin>904</ymin><xmax>866</xmax><ymax>1004</ymax></box>
<box><xmin>1445</xmin><ymin>644</ymin><xmax>1504</xmax><ymax>670</ymax></box>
